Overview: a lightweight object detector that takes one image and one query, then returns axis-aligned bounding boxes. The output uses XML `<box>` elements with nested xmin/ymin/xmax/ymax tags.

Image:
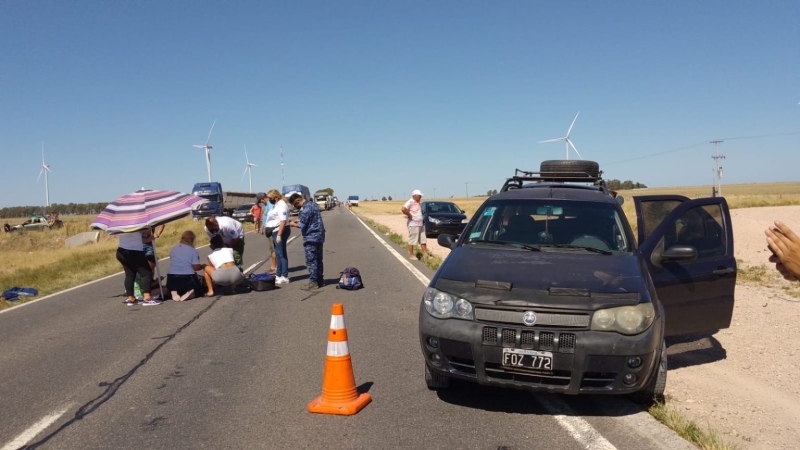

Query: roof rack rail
<box><xmin>500</xmin><ymin>168</ymin><xmax>609</xmax><ymax>193</ymax></box>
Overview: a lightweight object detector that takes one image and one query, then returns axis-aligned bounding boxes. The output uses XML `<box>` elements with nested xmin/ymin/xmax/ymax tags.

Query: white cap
<box><xmin>412</xmin><ymin>189</ymin><xmax>423</xmax><ymax>196</ymax></box>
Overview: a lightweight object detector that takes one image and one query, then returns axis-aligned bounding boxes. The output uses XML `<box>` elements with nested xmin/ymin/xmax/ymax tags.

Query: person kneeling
<box><xmin>167</xmin><ymin>231</ymin><xmax>206</xmax><ymax>301</ymax></box>
<box><xmin>203</xmin><ymin>235</ymin><xmax>245</xmax><ymax>296</ymax></box>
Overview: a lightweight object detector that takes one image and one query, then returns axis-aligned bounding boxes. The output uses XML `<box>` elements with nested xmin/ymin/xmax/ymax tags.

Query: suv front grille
<box><xmin>475</xmin><ymin>308</ymin><xmax>590</xmax><ymax>329</ymax></box>
<box><xmin>482</xmin><ymin>326</ymin><xmax>576</xmax><ymax>353</ymax></box>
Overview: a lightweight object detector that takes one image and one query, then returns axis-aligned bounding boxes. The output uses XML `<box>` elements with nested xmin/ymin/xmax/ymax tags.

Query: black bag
<box><xmin>265</xmin><ymin>226</ymin><xmax>273</xmax><ymax>238</ymax></box>
<box><xmin>336</xmin><ymin>267</ymin><xmax>364</xmax><ymax>290</ymax></box>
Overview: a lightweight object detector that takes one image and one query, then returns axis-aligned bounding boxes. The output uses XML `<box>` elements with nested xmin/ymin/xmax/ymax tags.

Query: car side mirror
<box><xmin>437</xmin><ymin>233</ymin><xmax>457</xmax><ymax>250</ymax></box>
<box><xmin>660</xmin><ymin>245</ymin><xmax>698</xmax><ymax>263</ymax></box>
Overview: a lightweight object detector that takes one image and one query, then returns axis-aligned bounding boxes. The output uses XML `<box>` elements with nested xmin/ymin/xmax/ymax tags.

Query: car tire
<box><xmin>540</xmin><ymin>160</ymin><xmax>600</xmax><ymax>178</ymax></box>
<box><xmin>631</xmin><ymin>339</ymin><xmax>667</xmax><ymax>406</ymax></box>
<box><xmin>425</xmin><ymin>363</ymin><xmax>450</xmax><ymax>390</ymax></box>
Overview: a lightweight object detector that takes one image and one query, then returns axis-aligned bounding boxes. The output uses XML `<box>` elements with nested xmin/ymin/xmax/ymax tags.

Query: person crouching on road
<box><xmin>203</xmin><ymin>235</ymin><xmax>245</xmax><ymax>297</ymax></box>
<box><xmin>264</xmin><ymin>189</ymin><xmax>291</xmax><ymax>285</ymax></box>
<box><xmin>289</xmin><ymin>193</ymin><xmax>326</xmax><ymax>290</ymax></box>
<box><xmin>204</xmin><ymin>216</ymin><xmax>245</xmax><ymax>270</ymax></box>
<box><xmin>167</xmin><ymin>231</ymin><xmax>206</xmax><ymax>301</ymax></box>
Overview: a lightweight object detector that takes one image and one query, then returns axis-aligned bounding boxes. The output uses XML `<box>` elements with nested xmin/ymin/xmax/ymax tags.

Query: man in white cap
<box><xmin>401</xmin><ymin>189</ymin><xmax>428</xmax><ymax>260</ymax></box>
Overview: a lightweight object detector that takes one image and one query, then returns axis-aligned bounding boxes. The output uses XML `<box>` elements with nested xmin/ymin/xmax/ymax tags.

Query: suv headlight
<box><xmin>429</xmin><ymin>217</ymin><xmax>442</xmax><ymax>224</ymax></box>
<box><xmin>590</xmin><ymin>303</ymin><xmax>655</xmax><ymax>335</ymax></box>
<box><xmin>423</xmin><ymin>287</ymin><xmax>474</xmax><ymax>320</ymax></box>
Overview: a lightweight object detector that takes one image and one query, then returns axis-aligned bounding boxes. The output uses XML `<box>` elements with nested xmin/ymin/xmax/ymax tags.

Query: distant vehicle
<box><xmin>348</xmin><ymin>195</ymin><xmax>359</xmax><ymax>207</ymax></box>
<box><xmin>421</xmin><ymin>201</ymin><xmax>468</xmax><ymax>238</ymax></box>
<box><xmin>12</xmin><ymin>214</ymin><xmax>61</xmax><ymax>231</ymax></box>
<box><xmin>191</xmin><ymin>182</ymin><xmax>256</xmax><ymax>219</ymax></box>
<box><xmin>420</xmin><ymin>159</ymin><xmax>736</xmax><ymax>405</ymax></box>
<box><xmin>282</xmin><ymin>184</ymin><xmax>312</xmax><ymax>214</ymax></box>
<box><xmin>231</xmin><ymin>204</ymin><xmax>255</xmax><ymax>223</ymax></box>
<box><xmin>314</xmin><ymin>189</ymin><xmax>334</xmax><ymax>210</ymax></box>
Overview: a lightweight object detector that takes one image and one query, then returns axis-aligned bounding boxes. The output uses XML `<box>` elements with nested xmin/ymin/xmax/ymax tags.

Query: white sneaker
<box><xmin>275</xmin><ymin>276</ymin><xmax>289</xmax><ymax>285</ymax></box>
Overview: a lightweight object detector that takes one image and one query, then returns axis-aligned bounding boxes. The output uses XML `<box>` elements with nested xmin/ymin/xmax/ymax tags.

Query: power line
<box><xmin>603</xmin><ymin>130</ymin><xmax>800</xmax><ymax>166</ymax></box>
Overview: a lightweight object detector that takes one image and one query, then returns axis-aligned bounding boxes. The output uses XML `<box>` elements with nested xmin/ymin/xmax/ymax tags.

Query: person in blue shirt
<box><xmin>289</xmin><ymin>193</ymin><xmax>326</xmax><ymax>290</ymax></box>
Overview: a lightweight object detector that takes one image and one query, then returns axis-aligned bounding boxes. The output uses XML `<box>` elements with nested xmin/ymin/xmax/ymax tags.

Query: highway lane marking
<box><xmin>356</xmin><ymin>214</ymin><xmax>618</xmax><ymax>450</ymax></box>
<box><xmin>1</xmin><ymin>405</ymin><xmax>71</xmax><ymax>450</ymax></box>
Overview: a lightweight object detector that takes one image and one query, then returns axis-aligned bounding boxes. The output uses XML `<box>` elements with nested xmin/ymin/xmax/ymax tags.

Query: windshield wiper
<box><xmin>539</xmin><ymin>244</ymin><xmax>612</xmax><ymax>255</ymax></box>
<box><xmin>468</xmin><ymin>240</ymin><xmax>541</xmax><ymax>251</ymax></box>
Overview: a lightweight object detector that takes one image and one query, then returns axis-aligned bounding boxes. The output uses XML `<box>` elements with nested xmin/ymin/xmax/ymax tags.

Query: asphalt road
<box><xmin>0</xmin><ymin>208</ymin><xmax>692</xmax><ymax>450</ymax></box>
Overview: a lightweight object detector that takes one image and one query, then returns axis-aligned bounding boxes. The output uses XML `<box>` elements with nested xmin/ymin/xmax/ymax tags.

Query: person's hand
<box><xmin>766</xmin><ymin>220</ymin><xmax>800</xmax><ymax>281</ymax></box>
<box><xmin>276</xmin><ymin>235</ymin><xmax>282</xmax><ymax>245</ymax></box>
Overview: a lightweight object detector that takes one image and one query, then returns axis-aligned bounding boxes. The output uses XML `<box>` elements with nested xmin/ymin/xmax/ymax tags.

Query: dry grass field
<box><xmin>358</xmin><ymin>181</ymin><xmax>800</xmax><ymax>233</ymax></box>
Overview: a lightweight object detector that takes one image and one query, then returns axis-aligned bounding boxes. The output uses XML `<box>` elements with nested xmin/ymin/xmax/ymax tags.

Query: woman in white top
<box><xmin>167</xmin><ymin>231</ymin><xmax>205</xmax><ymax>301</ymax></box>
<box><xmin>203</xmin><ymin>235</ymin><xmax>245</xmax><ymax>296</ymax></box>
<box><xmin>264</xmin><ymin>188</ymin><xmax>291</xmax><ymax>284</ymax></box>
<box><xmin>116</xmin><ymin>230</ymin><xmax>155</xmax><ymax>305</ymax></box>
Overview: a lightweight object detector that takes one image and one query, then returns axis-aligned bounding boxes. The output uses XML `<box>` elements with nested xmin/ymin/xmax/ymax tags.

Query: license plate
<box><xmin>502</xmin><ymin>348</ymin><xmax>553</xmax><ymax>374</ymax></box>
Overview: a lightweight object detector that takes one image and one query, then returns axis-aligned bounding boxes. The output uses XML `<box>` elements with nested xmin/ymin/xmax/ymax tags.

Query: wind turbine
<box><xmin>193</xmin><ymin>119</ymin><xmax>217</xmax><ymax>182</ymax></box>
<box><xmin>539</xmin><ymin>112</ymin><xmax>583</xmax><ymax>160</ymax></box>
<box><xmin>241</xmin><ymin>145</ymin><xmax>258</xmax><ymax>193</ymax></box>
<box><xmin>37</xmin><ymin>142</ymin><xmax>52</xmax><ymax>207</ymax></box>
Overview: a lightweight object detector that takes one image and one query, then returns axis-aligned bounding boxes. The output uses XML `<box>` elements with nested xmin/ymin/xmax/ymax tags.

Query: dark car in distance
<box><xmin>421</xmin><ymin>201</ymin><xmax>468</xmax><ymax>238</ymax></box>
<box><xmin>419</xmin><ymin>160</ymin><xmax>736</xmax><ymax>404</ymax></box>
<box><xmin>231</xmin><ymin>204</ymin><xmax>255</xmax><ymax>223</ymax></box>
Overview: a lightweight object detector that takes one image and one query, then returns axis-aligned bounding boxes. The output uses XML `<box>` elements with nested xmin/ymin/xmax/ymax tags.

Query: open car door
<box><xmin>635</xmin><ymin>195</ymin><xmax>736</xmax><ymax>336</ymax></box>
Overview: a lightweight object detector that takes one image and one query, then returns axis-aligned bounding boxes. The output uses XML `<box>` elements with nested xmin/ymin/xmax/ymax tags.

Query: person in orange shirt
<box><xmin>250</xmin><ymin>195</ymin><xmax>264</xmax><ymax>234</ymax></box>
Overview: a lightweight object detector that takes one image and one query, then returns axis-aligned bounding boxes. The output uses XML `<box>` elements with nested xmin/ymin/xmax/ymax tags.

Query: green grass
<box><xmin>649</xmin><ymin>400</ymin><xmax>737</xmax><ymax>450</ymax></box>
<box><xmin>360</xmin><ymin>216</ymin><xmax>442</xmax><ymax>271</ymax></box>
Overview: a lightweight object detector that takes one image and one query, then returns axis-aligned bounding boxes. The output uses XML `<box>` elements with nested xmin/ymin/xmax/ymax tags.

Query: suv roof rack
<box><xmin>500</xmin><ymin>160</ymin><xmax>611</xmax><ymax>195</ymax></box>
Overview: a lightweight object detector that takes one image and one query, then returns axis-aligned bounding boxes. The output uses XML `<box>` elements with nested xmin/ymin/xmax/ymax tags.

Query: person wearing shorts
<box><xmin>203</xmin><ymin>235</ymin><xmax>245</xmax><ymax>296</ymax></box>
<box><xmin>401</xmin><ymin>189</ymin><xmax>428</xmax><ymax>260</ymax></box>
<box><xmin>251</xmin><ymin>196</ymin><xmax>264</xmax><ymax>234</ymax></box>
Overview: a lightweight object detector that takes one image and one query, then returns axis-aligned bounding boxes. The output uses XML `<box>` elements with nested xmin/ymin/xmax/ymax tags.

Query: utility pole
<box><xmin>280</xmin><ymin>146</ymin><xmax>285</xmax><ymax>190</ymax></box>
<box><xmin>710</xmin><ymin>140</ymin><xmax>725</xmax><ymax>197</ymax></box>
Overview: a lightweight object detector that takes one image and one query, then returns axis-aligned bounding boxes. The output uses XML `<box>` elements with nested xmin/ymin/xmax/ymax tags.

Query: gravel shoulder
<box><xmin>363</xmin><ymin>205</ymin><xmax>800</xmax><ymax>450</ymax></box>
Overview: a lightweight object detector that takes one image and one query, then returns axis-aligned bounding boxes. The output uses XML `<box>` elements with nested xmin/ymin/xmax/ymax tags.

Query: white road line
<box><xmin>1</xmin><ymin>405</ymin><xmax>70</xmax><ymax>450</ymax></box>
<box><xmin>358</xmin><ymin>214</ymin><xmax>617</xmax><ymax>450</ymax></box>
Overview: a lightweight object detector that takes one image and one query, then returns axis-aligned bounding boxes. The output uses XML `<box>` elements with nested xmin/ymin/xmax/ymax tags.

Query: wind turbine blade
<box><xmin>37</xmin><ymin>168</ymin><xmax>44</xmax><ymax>183</ymax></box>
<box><xmin>242</xmin><ymin>165</ymin><xmax>248</xmax><ymax>180</ymax></box>
<box><xmin>44</xmin><ymin>165</ymin><xmax>52</xmax><ymax>172</ymax></box>
<box><xmin>566</xmin><ymin>112</ymin><xmax>580</xmax><ymax>137</ymax></box>
<box><xmin>539</xmin><ymin>137</ymin><xmax>564</xmax><ymax>144</ymax></box>
<box><xmin>205</xmin><ymin>119</ymin><xmax>217</xmax><ymax>146</ymax></box>
<box><xmin>193</xmin><ymin>144</ymin><xmax>205</xmax><ymax>149</ymax></box>
<box><xmin>568</xmin><ymin>139</ymin><xmax>583</xmax><ymax>160</ymax></box>
<box><xmin>244</xmin><ymin>145</ymin><xmax>249</xmax><ymax>163</ymax></box>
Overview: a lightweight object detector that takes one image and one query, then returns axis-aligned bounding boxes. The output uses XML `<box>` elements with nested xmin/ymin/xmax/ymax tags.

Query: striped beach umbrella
<box><xmin>91</xmin><ymin>189</ymin><xmax>208</xmax><ymax>234</ymax></box>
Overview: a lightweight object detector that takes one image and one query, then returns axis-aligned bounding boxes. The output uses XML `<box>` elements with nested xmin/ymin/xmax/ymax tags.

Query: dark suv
<box><xmin>418</xmin><ymin>160</ymin><xmax>736</xmax><ymax>403</ymax></box>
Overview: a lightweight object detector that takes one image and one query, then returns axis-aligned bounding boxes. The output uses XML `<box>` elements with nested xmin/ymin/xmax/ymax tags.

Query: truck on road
<box><xmin>314</xmin><ymin>190</ymin><xmax>334</xmax><ymax>210</ymax></box>
<box><xmin>348</xmin><ymin>195</ymin><xmax>360</xmax><ymax>207</ymax></box>
<box><xmin>191</xmin><ymin>182</ymin><xmax>256</xmax><ymax>219</ymax></box>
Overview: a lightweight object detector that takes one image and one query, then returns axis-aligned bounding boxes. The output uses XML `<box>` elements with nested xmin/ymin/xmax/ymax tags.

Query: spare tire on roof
<box><xmin>539</xmin><ymin>160</ymin><xmax>600</xmax><ymax>178</ymax></box>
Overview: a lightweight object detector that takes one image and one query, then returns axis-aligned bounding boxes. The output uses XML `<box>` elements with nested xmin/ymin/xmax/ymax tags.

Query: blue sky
<box><xmin>1</xmin><ymin>1</ymin><xmax>798</xmax><ymax>208</ymax></box>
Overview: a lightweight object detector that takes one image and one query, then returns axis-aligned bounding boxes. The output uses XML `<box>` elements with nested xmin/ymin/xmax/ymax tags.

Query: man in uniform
<box><xmin>289</xmin><ymin>193</ymin><xmax>326</xmax><ymax>290</ymax></box>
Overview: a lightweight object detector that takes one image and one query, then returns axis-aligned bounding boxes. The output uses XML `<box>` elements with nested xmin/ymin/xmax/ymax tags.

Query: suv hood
<box><xmin>433</xmin><ymin>246</ymin><xmax>648</xmax><ymax>309</ymax></box>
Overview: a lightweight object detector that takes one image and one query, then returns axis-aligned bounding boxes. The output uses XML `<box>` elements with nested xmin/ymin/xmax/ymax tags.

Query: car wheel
<box><xmin>631</xmin><ymin>339</ymin><xmax>667</xmax><ymax>406</ymax></box>
<box><xmin>425</xmin><ymin>363</ymin><xmax>450</xmax><ymax>390</ymax></box>
<box><xmin>540</xmin><ymin>160</ymin><xmax>600</xmax><ymax>178</ymax></box>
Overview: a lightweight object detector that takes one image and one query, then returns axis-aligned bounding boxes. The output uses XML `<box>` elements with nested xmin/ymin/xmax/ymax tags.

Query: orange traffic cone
<box><xmin>307</xmin><ymin>303</ymin><xmax>372</xmax><ymax>415</ymax></box>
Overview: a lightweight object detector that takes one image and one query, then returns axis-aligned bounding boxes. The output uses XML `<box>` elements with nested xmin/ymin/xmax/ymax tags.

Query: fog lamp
<box><xmin>627</xmin><ymin>356</ymin><xmax>642</xmax><ymax>369</ymax></box>
<box><xmin>427</xmin><ymin>337</ymin><xmax>440</xmax><ymax>349</ymax></box>
<box><xmin>622</xmin><ymin>373</ymin><xmax>638</xmax><ymax>386</ymax></box>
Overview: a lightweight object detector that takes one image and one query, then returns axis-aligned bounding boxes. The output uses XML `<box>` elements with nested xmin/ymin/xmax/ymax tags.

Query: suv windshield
<box><xmin>463</xmin><ymin>199</ymin><xmax>631</xmax><ymax>252</ymax></box>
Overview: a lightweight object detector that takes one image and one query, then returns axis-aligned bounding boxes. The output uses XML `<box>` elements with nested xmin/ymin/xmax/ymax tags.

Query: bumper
<box><xmin>419</xmin><ymin>306</ymin><xmax>662</xmax><ymax>395</ymax></box>
<box><xmin>425</xmin><ymin>225</ymin><xmax>466</xmax><ymax>236</ymax></box>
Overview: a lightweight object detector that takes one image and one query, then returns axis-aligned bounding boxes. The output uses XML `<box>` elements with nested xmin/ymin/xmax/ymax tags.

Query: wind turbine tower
<box><xmin>37</xmin><ymin>142</ymin><xmax>52</xmax><ymax>207</ymax></box>
<box><xmin>242</xmin><ymin>145</ymin><xmax>258</xmax><ymax>193</ymax></box>
<box><xmin>539</xmin><ymin>112</ymin><xmax>583</xmax><ymax>160</ymax></box>
<box><xmin>710</xmin><ymin>140</ymin><xmax>725</xmax><ymax>197</ymax></box>
<box><xmin>193</xmin><ymin>120</ymin><xmax>217</xmax><ymax>182</ymax></box>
